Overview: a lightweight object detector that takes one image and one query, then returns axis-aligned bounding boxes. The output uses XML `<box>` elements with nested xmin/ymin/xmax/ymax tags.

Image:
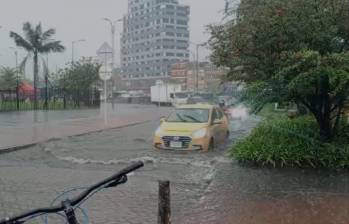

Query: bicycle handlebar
<box><xmin>0</xmin><ymin>161</ymin><xmax>144</xmax><ymax>224</ymax></box>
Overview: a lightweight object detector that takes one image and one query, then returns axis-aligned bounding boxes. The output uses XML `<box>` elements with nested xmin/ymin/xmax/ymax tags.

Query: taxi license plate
<box><xmin>170</xmin><ymin>141</ymin><xmax>182</xmax><ymax>148</ymax></box>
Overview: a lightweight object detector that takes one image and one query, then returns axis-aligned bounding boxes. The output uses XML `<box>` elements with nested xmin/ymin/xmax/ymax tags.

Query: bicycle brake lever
<box><xmin>105</xmin><ymin>175</ymin><xmax>128</xmax><ymax>188</ymax></box>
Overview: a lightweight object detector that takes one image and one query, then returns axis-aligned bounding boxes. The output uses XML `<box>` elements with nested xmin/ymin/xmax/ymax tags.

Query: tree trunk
<box><xmin>319</xmin><ymin>74</ymin><xmax>332</xmax><ymax>142</ymax></box>
<box><xmin>33</xmin><ymin>52</ymin><xmax>39</xmax><ymax>110</ymax></box>
<box><xmin>295</xmin><ymin>102</ymin><xmax>308</xmax><ymax>115</ymax></box>
<box><xmin>332</xmin><ymin>110</ymin><xmax>342</xmax><ymax>136</ymax></box>
<box><xmin>319</xmin><ymin>115</ymin><xmax>332</xmax><ymax>142</ymax></box>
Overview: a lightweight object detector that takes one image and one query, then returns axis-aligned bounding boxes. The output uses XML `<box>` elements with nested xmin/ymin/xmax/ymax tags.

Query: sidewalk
<box><xmin>0</xmin><ymin>105</ymin><xmax>169</xmax><ymax>153</ymax></box>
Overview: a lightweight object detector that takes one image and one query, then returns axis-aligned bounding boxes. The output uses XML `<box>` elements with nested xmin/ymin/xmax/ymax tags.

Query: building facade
<box><xmin>120</xmin><ymin>0</ymin><xmax>190</xmax><ymax>90</ymax></box>
<box><xmin>170</xmin><ymin>62</ymin><xmax>228</xmax><ymax>92</ymax></box>
<box><xmin>170</xmin><ymin>62</ymin><xmax>188</xmax><ymax>89</ymax></box>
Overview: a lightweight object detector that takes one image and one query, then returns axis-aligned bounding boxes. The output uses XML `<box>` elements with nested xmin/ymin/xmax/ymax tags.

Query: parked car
<box><xmin>153</xmin><ymin>104</ymin><xmax>230</xmax><ymax>151</ymax></box>
<box><xmin>172</xmin><ymin>92</ymin><xmax>191</xmax><ymax>106</ymax></box>
<box><xmin>187</xmin><ymin>95</ymin><xmax>207</xmax><ymax>104</ymax></box>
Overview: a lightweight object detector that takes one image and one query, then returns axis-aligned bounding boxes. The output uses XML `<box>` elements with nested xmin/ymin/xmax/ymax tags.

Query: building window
<box><xmin>166</xmin><ymin>5</ymin><xmax>175</xmax><ymax>9</ymax></box>
<box><xmin>176</xmin><ymin>20</ymin><xmax>187</xmax><ymax>25</ymax></box>
<box><xmin>177</xmin><ymin>40</ymin><xmax>188</xmax><ymax>44</ymax></box>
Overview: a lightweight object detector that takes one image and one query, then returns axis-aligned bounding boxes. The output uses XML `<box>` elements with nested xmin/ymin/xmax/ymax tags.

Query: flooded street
<box><xmin>0</xmin><ymin>107</ymin><xmax>348</xmax><ymax>224</ymax></box>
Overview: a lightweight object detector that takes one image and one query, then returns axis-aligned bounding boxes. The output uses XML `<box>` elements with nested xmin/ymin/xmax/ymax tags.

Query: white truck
<box><xmin>151</xmin><ymin>83</ymin><xmax>182</xmax><ymax>105</ymax></box>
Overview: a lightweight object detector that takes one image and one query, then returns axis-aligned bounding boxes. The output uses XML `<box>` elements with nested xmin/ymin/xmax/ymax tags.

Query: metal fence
<box><xmin>0</xmin><ymin>88</ymin><xmax>100</xmax><ymax>112</ymax></box>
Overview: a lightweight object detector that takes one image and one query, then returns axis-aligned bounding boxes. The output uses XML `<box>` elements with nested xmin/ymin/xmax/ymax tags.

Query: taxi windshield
<box><xmin>167</xmin><ymin>108</ymin><xmax>209</xmax><ymax>123</ymax></box>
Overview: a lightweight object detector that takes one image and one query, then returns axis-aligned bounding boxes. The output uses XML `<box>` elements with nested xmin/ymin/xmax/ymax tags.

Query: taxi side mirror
<box><xmin>160</xmin><ymin>117</ymin><xmax>166</xmax><ymax>123</ymax></box>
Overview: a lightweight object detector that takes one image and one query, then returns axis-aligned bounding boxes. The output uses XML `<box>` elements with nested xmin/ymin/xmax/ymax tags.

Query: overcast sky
<box><xmin>0</xmin><ymin>0</ymin><xmax>225</xmax><ymax>76</ymax></box>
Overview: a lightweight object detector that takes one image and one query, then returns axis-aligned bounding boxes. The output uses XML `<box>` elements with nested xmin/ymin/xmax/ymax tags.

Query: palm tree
<box><xmin>10</xmin><ymin>22</ymin><xmax>65</xmax><ymax>109</ymax></box>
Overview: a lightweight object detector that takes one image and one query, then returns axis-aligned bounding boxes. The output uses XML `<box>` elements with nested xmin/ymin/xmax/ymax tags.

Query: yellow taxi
<box><xmin>153</xmin><ymin>104</ymin><xmax>230</xmax><ymax>151</ymax></box>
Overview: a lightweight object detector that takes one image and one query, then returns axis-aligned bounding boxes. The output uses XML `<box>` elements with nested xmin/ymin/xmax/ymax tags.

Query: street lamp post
<box><xmin>190</xmin><ymin>42</ymin><xmax>206</xmax><ymax>92</ymax></box>
<box><xmin>63</xmin><ymin>72</ymin><xmax>66</xmax><ymax>109</ymax></box>
<box><xmin>195</xmin><ymin>44</ymin><xmax>199</xmax><ymax>92</ymax></box>
<box><xmin>103</xmin><ymin>18</ymin><xmax>123</xmax><ymax>111</ymax></box>
<box><xmin>45</xmin><ymin>54</ymin><xmax>49</xmax><ymax>110</ymax></box>
<box><xmin>102</xmin><ymin>18</ymin><xmax>123</xmax><ymax>69</ymax></box>
<box><xmin>71</xmin><ymin>39</ymin><xmax>86</xmax><ymax>64</ymax></box>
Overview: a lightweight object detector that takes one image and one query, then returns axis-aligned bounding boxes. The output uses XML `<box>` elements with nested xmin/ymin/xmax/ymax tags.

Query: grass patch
<box><xmin>231</xmin><ymin>116</ymin><xmax>349</xmax><ymax>169</ymax></box>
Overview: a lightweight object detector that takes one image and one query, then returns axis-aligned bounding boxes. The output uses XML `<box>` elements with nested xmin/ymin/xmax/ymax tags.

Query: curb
<box><xmin>0</xmin><ymin>120</ymin><xmax>152</xmax><ymax>155</ymax></box>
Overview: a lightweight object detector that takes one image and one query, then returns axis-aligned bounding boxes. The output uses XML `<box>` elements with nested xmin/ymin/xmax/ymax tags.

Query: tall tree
<box><xmin>10</xmin><ymin>22</ymin><xmax>65</xmax><ymax>109</ymax></box>
<box><xmin>276</xmin><ymin>50</ymin><xmax>349</xmax><ymax>141</ymax></box>
<box><xmin>210</xmin><ymin>0</ymin><xmax>349</xmax><ymax>82</ymax></box>
<box><xmin>57</xmin><ymin>58</ymin><xmax>100</xmax><ymax>106</ymax></box>
<box><xmin>209</xmin><ymin>0</ymin><xmax>349</xmax><ymax>141</ymax></box>
<box><xmin>0</xmin><ymin>67</ymin><xmax>18</xmax><ymax>90</ymax></box>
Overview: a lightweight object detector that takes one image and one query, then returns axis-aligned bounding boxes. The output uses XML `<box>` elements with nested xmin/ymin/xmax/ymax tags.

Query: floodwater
<box><xmin>0</xmin><ymin>106</ymin><xmax>348</xmax><ymax>224</ymax></box>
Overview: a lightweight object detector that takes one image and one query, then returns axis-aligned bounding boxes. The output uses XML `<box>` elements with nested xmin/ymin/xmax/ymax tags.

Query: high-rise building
<box><xmin>120</xmin><ymin>0</ymin><xmax>190</xmax><ymax>90</ymax></box>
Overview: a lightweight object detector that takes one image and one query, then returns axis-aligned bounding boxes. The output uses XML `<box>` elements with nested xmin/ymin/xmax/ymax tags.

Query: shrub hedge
<box><xmin>231</xmin><ymin>116</ymin><xmax>349</xmax><ymax>169</ymax></box>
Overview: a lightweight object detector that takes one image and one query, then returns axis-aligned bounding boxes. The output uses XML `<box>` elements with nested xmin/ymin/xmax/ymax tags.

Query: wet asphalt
<box><xmin>0</xmin><ymin>107</ymin><xmax>348</xmax><ymax>224</ymax></box>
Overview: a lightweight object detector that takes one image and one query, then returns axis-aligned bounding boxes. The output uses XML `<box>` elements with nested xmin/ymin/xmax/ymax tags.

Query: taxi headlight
<box><xmin>192</xmin><ymin>128</ymin><xmax>207</xmax><ymax>138</ymax></box>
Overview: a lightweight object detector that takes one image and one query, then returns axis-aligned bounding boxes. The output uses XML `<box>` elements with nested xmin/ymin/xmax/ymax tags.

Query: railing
<box><xmin>0</xmin><ymin>88</ymin><xmax>100</xmax><ymax>112</ymax></box>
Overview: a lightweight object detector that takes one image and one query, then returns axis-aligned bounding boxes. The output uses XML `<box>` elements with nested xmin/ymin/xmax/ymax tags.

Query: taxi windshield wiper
<box><xmin>183</xmin><ymin>115</ymin><xmax>201</xmax><ymax>123</ymax></box>
<box><xmin>176</xmin><ymin>113</ymin><xmax>188</xmax><ymax>122</ymax></box>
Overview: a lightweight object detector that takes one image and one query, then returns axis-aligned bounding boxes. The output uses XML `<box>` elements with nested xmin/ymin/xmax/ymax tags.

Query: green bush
<box><xmin>231</xmin><ymin>116</ymin><xmax>349</xmax><ymax>169</ymax></box>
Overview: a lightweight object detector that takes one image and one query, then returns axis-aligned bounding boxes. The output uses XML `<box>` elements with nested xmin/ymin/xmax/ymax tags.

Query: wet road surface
<box><xmin>0</xmin><ymin>109</ymin><xmax>348</xmax><ymax>224</ymax></box>
<box><xmin>0</xmin><ymin>104</ymin><xmax>164</xmax><ymax>127</ymax></box>
<box><xmin>0</xmin><ymin>104</ymin><xmax>169</xmax><ymax>151</ymax></box>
